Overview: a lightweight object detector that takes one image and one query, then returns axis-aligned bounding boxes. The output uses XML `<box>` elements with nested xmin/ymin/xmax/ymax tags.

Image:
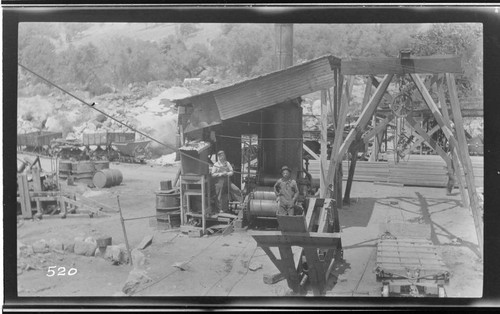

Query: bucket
<box><xmin>160</xmin><ymin>180</ymin><xmax>173</xmax><ymax>191</ymax></box>
<box><xmin>93</xmin><ymin>169</ymin><xmax>123</xmax><ymax>188</ymax></box>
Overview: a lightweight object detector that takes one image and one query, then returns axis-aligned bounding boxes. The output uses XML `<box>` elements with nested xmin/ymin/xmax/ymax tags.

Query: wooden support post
<box><xmin>17</xmin><ymin>174</ymin><xmax>33</xmax><ymax>219</ymax></box>
<box><xmin>362</xmin><ymin>77</ymin><xmax>373</xmax><ymax>154</ymax></box>
<box><xmin>323</xmin><ymin>76</ymin><xmax>351</xmax><ymax>200</ymax></box>
<box><xmin>437</xmin><ymin>82</ymin><xmax>468</xmax><ymax>207</ymax></box>
<box><xmin>344</xmin><ymin>142</ymin><xmax>359</xmax><ymax>205</ymax></box>
<box><xmin>326</xmin><ymin>74</ymin><xmax>394</xmax><ymax>199</ymax></box>
<box><xmin>31</xmin><ymin>167</ymin><xmax>43</xmax><ymax>214</ymax></box>
<box><xmin>303</xmin><ymin>247</ymin><xmax>326</xmax><ymax>295</ymax></box>
<box><xmin>320</xmin><ymin>89</ymin><xmax>328</xmax><ymax>197</ymax></box>
<box><xmin>446</xmin><ymin>73</ymin><xmax>483</xmax><ymax>257</ymax></box>
<box><xmin>278</xmin><ymin>246</ymin><xmax>301</xmax><ymax>293</ymax></box>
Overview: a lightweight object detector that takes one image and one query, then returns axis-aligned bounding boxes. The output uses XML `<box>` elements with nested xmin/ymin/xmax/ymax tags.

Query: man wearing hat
<box><xmin>211</xmin><ymin>150</ymin><xmax>242</xmax><ymax>213</ymax></box>
<box><xmin>273</xmin><ymin>165</ymin><xmax>299</xmax><ymax>216</ymax></box>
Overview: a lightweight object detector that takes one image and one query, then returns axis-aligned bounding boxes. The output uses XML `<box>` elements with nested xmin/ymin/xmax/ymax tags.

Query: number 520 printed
<box><xmin>46</xmin><ymin>266</ymin><xmax>78</xmax><ymax>277</ymax></box>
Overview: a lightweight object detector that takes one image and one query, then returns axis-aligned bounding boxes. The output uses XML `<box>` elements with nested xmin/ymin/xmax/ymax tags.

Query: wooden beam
<box><xmin>250</xmin><ymin>231</ymin><xmax>341</xmax><ymax>248</ymax></box>
<box><xmin>446</xmin><ymin>73</ymin><xmax>483</xmax><ymax>257</ymax></box>
<box><xmin>405</xmin><ymin>116</ymin><xmax>452</xmax><ymax>169</ymax></box>
<box><xmin>343</xmin><ymin>144</ymin><xmax>359</xmax><ymax>205</ymax></box>
<box><xmin>437</xmin><ymin>81</ymin><xmax>468</xmax><ymax>207</ymax></box>
<box><xmin>410</xmin><ymin>74</ymin><xmax>457</xmax><ymax>147</ymax></box>
<box><xmin>362</xmin><ymin>113</ymin><xmax>395</xmax><ymax>145</ymax></box>
<box><xmin>320</xmin><ymin>89</ymin><xmax>328</xmax><ymax>197</ymax></box>
<box><xmin>322</xmin><ymin>76</ymin><xmax>353</xmax><ymax>197</ymax></box>
<box><xmin>325</xmin><ymin>74</ymin><xmax>394</xmax><ymax>198</ymax></box>
<box><xmin>401</xmin><ymin>124</ymin><xmax>440</xmax><ymax>157</ymax></box>
<box><xmin>303</xmin><ymin>143</ymin><xmax>319</xmax><ymax>160</ymax></box>
<box><xmin>341</xmin><ymin>56</ymin><xmax>462</xmax><ymax>75</ymax></box>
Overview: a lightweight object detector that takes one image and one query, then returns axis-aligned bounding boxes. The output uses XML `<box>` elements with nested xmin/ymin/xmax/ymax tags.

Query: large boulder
<box><xmin>74</xmin><ymin>240</ymin><xmax>97</xmax><ymax>256</ymax></box>
<box><xmin>121</xmin><ymin>269</ymin><xmax>152</xmax><ymax>295</ymax></box>
<box><xmin>32</xmin><ymin>239</ymin><xmax>49</xmax><ymax>253</ymax></box>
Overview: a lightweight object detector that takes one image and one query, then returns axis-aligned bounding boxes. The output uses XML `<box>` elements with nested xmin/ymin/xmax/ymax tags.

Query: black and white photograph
<box><xmin>4</xmin><ymin>4</ymin><xmax>499</xmax><ymax>312</ymax></box>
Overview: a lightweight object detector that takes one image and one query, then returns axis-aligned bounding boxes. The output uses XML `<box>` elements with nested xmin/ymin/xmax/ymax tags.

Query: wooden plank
<box><xmin>303</xmin><ymin>143</ymin><xmax>319</xmax><ymax>160</ymax></box>
<box><xmin>277</xmin><ymin>215</ymin><xmax>308</xmax><ymax>233</ymax></box>
<box><xmin>326</xmin><ymin>74</ymin><xmax>394</xmax><ymax>198</ymax></box>
<box><xmin>18</xmin><ymin>174</ymin><xmax>33</xmax><ymax>219</ymax></box>
<box><xmin>304</xmin><ymin>198</ymin><xmax>317</xmax><ymax>231</ymax></box>
<box><xmin>320</xmin><ymin>89</ymin><xmax>328</xmax><ymax>196</ymax></box>
<box><xmin>317</xmin><ymin>199</ymin><xmax>332</xmax><ymax>233</ymax></box>
<box><xmin>250</xmin><ymin>231</ymin><xmax>341</xmax><ymax>248</ymax></box>
<box><xmin>446</xmin><ymin>73</ymin><xmax>483</xmax><ymax>257</ymax></box>
<box><xmin>341</xmin><ymin>56</ymin><xmax>462</xmax><ymax>75</ymax></box>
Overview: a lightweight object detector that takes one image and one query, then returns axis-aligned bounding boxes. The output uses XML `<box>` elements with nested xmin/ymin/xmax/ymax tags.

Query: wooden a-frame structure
<box><xmin>321</xmin><ymin>54</ymin><xmax>483</xmax><ymax>257</ymax></box>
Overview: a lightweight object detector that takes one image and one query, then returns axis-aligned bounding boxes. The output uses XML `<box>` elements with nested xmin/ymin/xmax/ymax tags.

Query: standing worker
<box><xmin>211</xmin><ymin>150</ymin><xmax>242</xmax><ymax>213</ymax></box>
<box><xmin>274</xmin><ymin>165</ymin><xmax>300</xmax><ymax>216</ymax></box>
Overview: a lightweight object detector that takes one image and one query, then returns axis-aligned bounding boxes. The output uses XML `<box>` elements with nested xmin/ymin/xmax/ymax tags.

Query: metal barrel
<box><xmin>93</xmin><ymin>169</ymin><xmax>123</xmax><ymax>188</ymax></box>
<box><xmin>248</xmin><ymin>199</ymin><xmax>278</xmax><ymax>217</ymax></box>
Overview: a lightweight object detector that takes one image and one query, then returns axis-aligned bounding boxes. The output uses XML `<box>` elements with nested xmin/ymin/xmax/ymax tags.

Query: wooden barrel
<box><xmin>93</xmin><ymin>169</ymin><xmax>123</xmax><ymax>188</ymax></box>
<box><xmin>156</xmin><ymin>192</ymin><xmax>181</xmax><ymax>227</ymax></box>
<box><xmin>94</xmin><ymin>161</ymin><xmax>110</xmax><ymax>171</ymax></box>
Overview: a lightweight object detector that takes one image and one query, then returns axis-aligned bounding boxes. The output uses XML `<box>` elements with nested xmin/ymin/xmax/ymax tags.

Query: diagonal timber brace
<box><xmin>325</xmin><ymin>74</ymin><xmax>394</xmax><ymax>198</ymax></box>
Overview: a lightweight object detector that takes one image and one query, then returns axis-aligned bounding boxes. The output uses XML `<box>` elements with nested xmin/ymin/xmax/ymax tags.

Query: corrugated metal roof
<box><xmin>174</xmin><ymin>55</ymin><xmax>341</xmax><ymax>113</ymax></box>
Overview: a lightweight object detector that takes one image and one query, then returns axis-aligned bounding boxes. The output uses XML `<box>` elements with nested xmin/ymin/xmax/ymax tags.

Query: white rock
<box><xmin>74</xmin><ymin>240</ymin><xmax>97</xmax><ymax>256</ymax></box>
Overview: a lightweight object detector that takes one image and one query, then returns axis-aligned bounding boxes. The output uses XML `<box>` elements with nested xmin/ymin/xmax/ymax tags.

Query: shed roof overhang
<box><xmin>175</xmin><ymin>55</ymin><xmax>341</xmax><ymax>133</ymax></box>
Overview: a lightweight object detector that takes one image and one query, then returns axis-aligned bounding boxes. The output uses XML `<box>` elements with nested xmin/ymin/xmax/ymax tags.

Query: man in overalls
<box><xmin>274</xmin><ymin>165</ymin><xmax>299</xmax><ymax>216</ymax></box>
<box><xmin>211</xmin><ymin>150</ymin><xmax>242</xmax><ymax>213</ymax></box>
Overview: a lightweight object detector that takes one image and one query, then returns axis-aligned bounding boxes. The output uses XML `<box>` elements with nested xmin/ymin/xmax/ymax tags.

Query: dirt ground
<box><xmin>16</xmin><ymin>154</ymin><xmax>483</xmax><ymax>300</ymax></box>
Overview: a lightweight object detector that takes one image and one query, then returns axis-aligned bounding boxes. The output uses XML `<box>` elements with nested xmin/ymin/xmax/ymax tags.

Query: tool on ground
<box><xmin>117</xmin><ymin>195</ymin><xmax>133</xmax><ymax>266</ymax></box>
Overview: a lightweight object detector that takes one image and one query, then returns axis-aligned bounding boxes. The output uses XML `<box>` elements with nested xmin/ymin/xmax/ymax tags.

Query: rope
<box><xmin>18</xmin><ymin>63</ymin><xmax>215</xmax><ymax>170</ymax></box>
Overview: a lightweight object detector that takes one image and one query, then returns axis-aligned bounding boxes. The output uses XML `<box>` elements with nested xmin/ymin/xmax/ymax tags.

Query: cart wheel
<box><xmin>438</xmin><ymin>285</ymin><xmax>445</xmax><ymax>298</ymax></box>
<box><xmin>382</xmin><ymin>283</ymin><xmax>389</xmax><ymax>297</ymax></box>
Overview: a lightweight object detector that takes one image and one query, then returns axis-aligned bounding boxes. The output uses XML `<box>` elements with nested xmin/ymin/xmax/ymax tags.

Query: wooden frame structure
<box><xmin>322</xmin><ymin>54</ymin><xmax>482</xmax><ymax>257</ymax></box>
<box><xmin>250</xmin><ymin>198</ymin><xmax>342</xmax><ymax>295</ymax></box>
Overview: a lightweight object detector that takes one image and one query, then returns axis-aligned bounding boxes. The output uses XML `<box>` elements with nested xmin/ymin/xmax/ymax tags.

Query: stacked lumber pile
<box><xmin>306</xmin><ymin>155</ymin><xmax>483</xmax><ymax>189</ymax></box>
<box><xmin>387</xmin><ymin>157</ymin><xmax>448</xmax><ymax>187</ymax></box>
<box><xmin>307</xmin><ymin>160</ymin><xmax>389</xmax><ymax>187</ymax></box>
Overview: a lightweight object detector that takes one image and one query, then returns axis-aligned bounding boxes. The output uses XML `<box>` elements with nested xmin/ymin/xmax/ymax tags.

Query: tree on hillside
<box><xmin>410</xmin><ymin>23</ymin><xmax>483</xmax><ymax>98</ymax></box>
<box><xmin>211</xmin><ymin>24</ymin><xmax>274</xmax><ymax>77</ymax></box>
<box><xmin>18</xmin><ymin>36</ymin><xmax>57</xmax><ymax>85</ymax></box>
<box><xmin>161</xmin><ymin>34</ymin><xmax>211</xmax><ymax>79</ymax></box>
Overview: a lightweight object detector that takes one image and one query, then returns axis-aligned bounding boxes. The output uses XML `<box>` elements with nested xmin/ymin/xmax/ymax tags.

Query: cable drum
<box><xmin>252</xmin><ymin>186</ymin><xmax>277</xmax><ymax>201</ymax></box>
<box><xmin>248</xmin><ymin>199</ymin><xmax>278</xmax><ymax>217</ymax></box>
